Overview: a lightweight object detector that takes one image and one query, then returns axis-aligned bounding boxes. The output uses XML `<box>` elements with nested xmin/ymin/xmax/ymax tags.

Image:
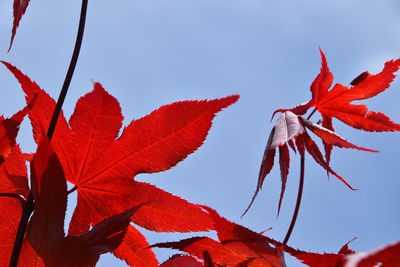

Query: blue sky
<box><xmin>0</xmin><ymin>1</ymin><xmax>399</xmax><ymax>266</ymax></box>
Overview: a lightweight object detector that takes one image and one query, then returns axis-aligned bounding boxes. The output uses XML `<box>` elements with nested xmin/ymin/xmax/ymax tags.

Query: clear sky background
<box><xmin>0</xmin><ymin>1</ymin><xmax>399</xmax><ymax>266</ymax></box>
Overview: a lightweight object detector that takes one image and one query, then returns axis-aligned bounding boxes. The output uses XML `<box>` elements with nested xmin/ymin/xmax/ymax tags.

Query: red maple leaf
<box><xmin>9</xmin><ymin>0</ymin><xmax>31</xmax><ymax>51</ymax></box>
<box><xmin>243</xmin><ymin>111</ymin><xmax>376</xmax><ymax>216</ymax></box>
<box><xmin>285</xmin><ymin>238</ymin><xmax>400</xmax><ymax>267</ymax></box>
<box><xmin>1</xmin><ymin>61</ymin><xmax>239</xmax><ymax>266</ymax></box>
<box><xmin>274</xmin><ymin>49</ymin><xmax>400</xmax><ymax>130</ymax></box>
<box><xmin>152</xmin><ymin>206</ymin><xmax>284</xmax><ymax>267</ymax></box>
<box><xmin>245</xmin><ymin>50</ymin><xmax>400</xmax><ymax>216</ymax></box>
<box><xmin>273</xmin><ymin>49</ymin><xmax>400</xmax><ymax>167</ymax></box>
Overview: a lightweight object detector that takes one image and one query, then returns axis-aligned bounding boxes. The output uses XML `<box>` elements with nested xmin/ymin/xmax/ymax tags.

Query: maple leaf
<box><xmin>153</xmin><ymin>206</ymin><xmax>284</xmax><ymax>267</ymax></box>
<box><xmin>243</xmin><ymin>111</ymin><xmax>376</xmax><ymax>216</ymax></box>
<box><xmin>15</xmin><ymin>136</ymin><xmax>144</xmax><ymax>266</ymax></box>
<box><xmin>64</xmin><ymin>84</ymin><xmax>238</xmax><ymax>235</ymax></box>
<box><xmin>273</xmin><ymin>49</ymin><xmax>400</xmax><ymax>167</ymax></box>
<box><xmin>9</xmin><ymin>0</ymin><xmax>31</xmax><ymax>51</ymax></box>
<box><xmin>1</xmin><ymin>62</ymin><xmax>239</xmax><ymax>266</ymax></box>
<box><xmin>246</xmin><ymin>49</ymin><xmax>400</xmax><ymax>217</ymax></box>
<box><xmin>274</xmin><ymin>48</ymin><xmax>400</xmax><ymax>130</ymax></box>
<box><xmin>285</xmin><ymin>238</ymin><xmax>400</xmax><ymax>267</ymax></box>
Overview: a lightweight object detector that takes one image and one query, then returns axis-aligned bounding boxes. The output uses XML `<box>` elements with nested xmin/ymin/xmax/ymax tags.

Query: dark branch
<box><xmin>9</xmin><ymin>1</ymin><xmax>89</xmax><ymax>266</ymax></box>
<box><xmin>283</xmin><ymin>155</ymin><xmax>305</xmax><ymax>245</ymax></box>
<box><xmin>47</xmin><ymin>0</ymin><xmax>88</xmax><ymax>141</ymax></box>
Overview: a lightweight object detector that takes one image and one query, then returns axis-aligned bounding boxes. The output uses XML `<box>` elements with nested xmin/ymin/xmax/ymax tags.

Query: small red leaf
<box><xmin>9</xmin><ymin>0</ymin><xmax>31</xmax><ymax>51</ymax></box>
<box><xmin>277</xmin><ymin>144</ymin><xmax>290</xmax><ymax>216</ymax></box>
<box><xmin>246</xmin><ymin>111</ymin><xmax>360</xmax><ymax>216</ymax></box>
<box><xmin>273</xmin><ymin>50</ymin><xmax>400</xmax><ymax>133</ymax></box>
<box><xmin>243</xmin><ymin>111</ymin><xmax>304</xmax><ymax>216</ymax></box>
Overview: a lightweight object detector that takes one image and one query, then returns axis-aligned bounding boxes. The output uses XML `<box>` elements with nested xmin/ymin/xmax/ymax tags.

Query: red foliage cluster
<box><xmin>0</xmin><ymin>61</ymin><xmax>239</xmax><ymax>265</ymax></box>
<box><xmin>154</xmin><ymin>208</ymin><xmax>400</xmax><ymax>267</ymax></box>
<box><xmin>244</xmin><ymin>49</ymin><xmax>400</xmax><ymax>217</ymax></box>
<box><xmin>2</xmin><ymin>2</ymin><xmax>400</xmax><ymax>267</ymax></box>
<box><xmin>1</xmin><ymin>59</ymin><xmax>399</xmax><ymax>266</ymax></box>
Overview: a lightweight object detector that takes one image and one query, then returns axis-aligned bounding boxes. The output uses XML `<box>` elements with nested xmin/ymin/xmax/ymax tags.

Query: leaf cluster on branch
<box><xmin>1</xmin><ymin>1</ymin><xmax>399</xmax><ymax>266</ymax></box>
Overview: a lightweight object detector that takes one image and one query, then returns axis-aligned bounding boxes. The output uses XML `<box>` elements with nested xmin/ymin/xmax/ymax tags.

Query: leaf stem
<box><xmin>283</xmin><ymin>155</ymin><xmax>305</xmax><ymax>245</ymax></box>
<box><xmin>47</xmin><ymin>0</ymin><xmax>88</xmax><ymax>140</ymax></box>
<box><xmin>307</xmin><ymin>107</ymin><xmax>317</xmax><ymax>120</ymax></box>
<box><xmin>9</xmin><ymin>1</ymin><xmax>88</xmax><ymax>266</ymax></box>
<box><xmin>67</xmin><ymin>185</ymin><xmax>78</xmax><ymax>194</ymax></box>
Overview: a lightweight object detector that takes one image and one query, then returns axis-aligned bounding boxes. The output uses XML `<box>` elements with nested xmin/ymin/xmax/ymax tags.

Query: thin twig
<box><xmin>67</xmin><ymin>185</ymin><xmax>78</xmax><ymax>195</ymax></box>
<box><xmin>307</xmin><ymin>107</ymin><xmax>318</xmax><ymax>120</ymax></box>
<box><xmin>9</xmin><ymin>1</ymin><xmax>88</xmax><ymax>266</ymax></box>
<box><xmin>283</xmin><ymin>155</ymin><xmax>305</xmax><ymax>245</ymax></box>
<box><xmin>47</xmin><ymin>0</ymin><xmax>88</xmax><ymax>140</ymax></box>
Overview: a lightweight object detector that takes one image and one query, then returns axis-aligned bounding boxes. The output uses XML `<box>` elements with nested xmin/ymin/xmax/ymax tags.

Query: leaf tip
<box><xmin>318</xmin><ymin>47</ymin><xmax>326</xmax><ymax>59</ymax></box>
<box><xmin>227</xmin><ymin>94</ymin><xmax>240</xmax><ymax>104</ymax></box>
<box><xmin>271</xmin><ymin>109</ymin><xmax>283</xmax><ymax>121</ymax></box>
